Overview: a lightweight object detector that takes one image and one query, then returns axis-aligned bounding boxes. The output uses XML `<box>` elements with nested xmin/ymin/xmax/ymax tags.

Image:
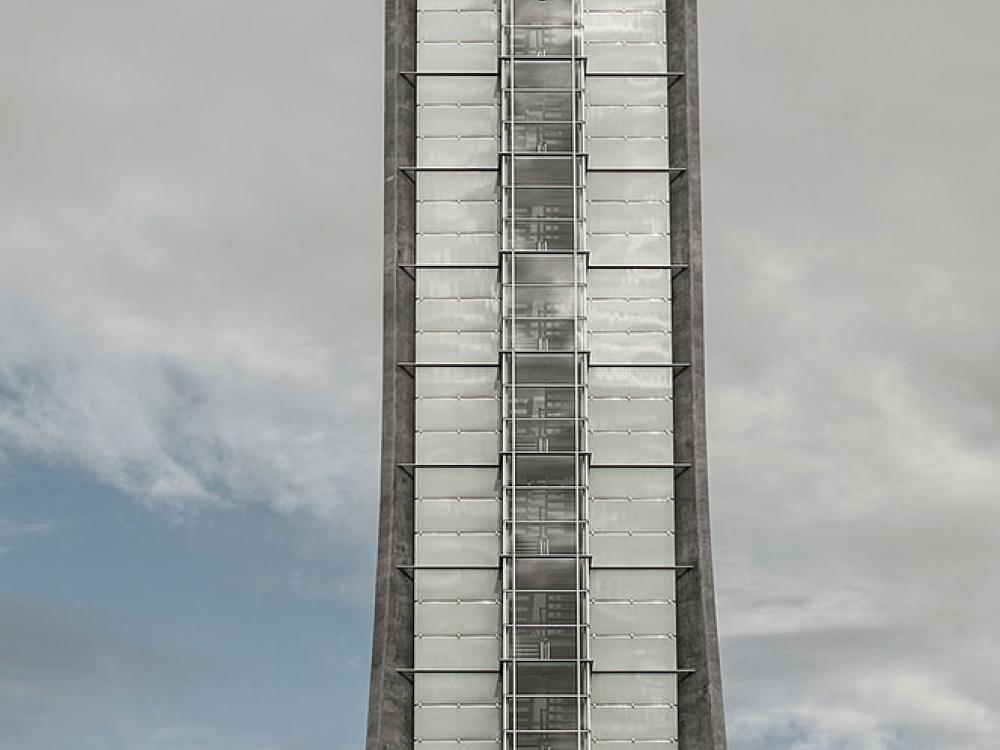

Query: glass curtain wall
<box><xmin>501</xmin><ymin>2</ymin><xmax>589</xmax><ymax>750</ymax></box>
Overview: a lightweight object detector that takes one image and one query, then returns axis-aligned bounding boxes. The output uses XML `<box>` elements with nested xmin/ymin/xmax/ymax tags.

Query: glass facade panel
<box><xmin>513</xmin><ymin>696</ymin><xmax>579</xmax><ymax>728</ymax></box>
<box><xmin>590</xmin><ymin>570</ymin><xmax>675</xmax><ymax>602</ymax></box>
<box><xmin>416</xmin><ymin>601</ymin><xmax>501</xmax><ymax>635</ymax></box>
<box><xmin>418</xmin><ymin>299</ymin><xmax>500</xmax><ymax>331</ymax></box>
<box><xmin>418</xmin><ymin>41</ymin><xmax>498</xmax><ymax>72</ymax></box>
<box><xmin>417</xmin><ymin>367</ymin><xmax>499</xmax><ymax>398</ymax></box>
<box><xmin>418</xmin><ymin>10</ymin><xmax>499</xmax><ymax>41</ymax></box>
<box><xmin>416</xmin><ymin>635</ymin><xmax>502</xmax><ymax>669</ymax></box>
<box><xmin>514</xmin><ymin>558</ymin><xmax>577</xmax><ymax>589</ymax></box>
<box><xmin>589</xmin><ymin>500</ymin><xmax>672</xmax><ymax>533</ymax></box>
<box><xmin>419</xmin><ymin>105</ymin><xmax>498</xmax><ymax>136</ymax></box>
<box><xmin>589</xmin><ymin>672</ymin><xmax>676</xmax><ymax>705</ymax></box>
<box><xmin>513</xmin><ymin>0</ymin><xmax>572</xmax><ymax>24</ymax></box>
<box><xmin>587</xmin><ymin>233</ymin><xmax>669</xmax><ymax>266</ymax></box>
<box><xmin>515</xmin><ymin>663</ymin><xmax>578</xmax><ymax>694</ymax></box>
<box><xmin>415</xmin><ymin>672</ymin><xmax>502</xmax><ymax>705</ymax></box>
<box><xmin>591</xmin><ymin>705</ymin><xmax>676</xmax><ymax>740</ymax></box>
<box><xmin>416</xmin><ymin>531</ymin><xmax>502</xmax><ymax>565</ymax></box>
<box><xmin>415</xmin><ymin>569</ymin><xmax>501</xmax><ymax>601</ymax></box>
<box><xmin>414</xmin><ymin>704</ymin><xmax>502</xmax><ymax>739</ymax></box>
<box><xmin>591</xmin><ymin>636</ymin><xmax>676</xmax><ymax>671</ymax></box>
<box><xmin>415</xmin><ymin>467</ymin><xmax>500</xmax><ymax>499</ymax></box>
<box><xmin>514</xmin><ymin>591</ymin><xmax>580</xmax><ymax>625</ymax></box>
<box><xmin>417</xmin><ymin>499</ymin><xmax>502</xmax><ymax>532</ymax></box>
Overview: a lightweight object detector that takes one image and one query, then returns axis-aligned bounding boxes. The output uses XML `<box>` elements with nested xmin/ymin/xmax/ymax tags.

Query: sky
<box><xmin>0</xmin><ymin>1</ymin><xmax>998</xmax><ymax>749</ymax></box>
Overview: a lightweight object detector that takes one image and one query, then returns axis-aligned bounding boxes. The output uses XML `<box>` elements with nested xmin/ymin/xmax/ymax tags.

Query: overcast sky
<box><xmin>1</xmin><ymin>2</ymin><xmax>998</xmax><ymax>749</ymax></box>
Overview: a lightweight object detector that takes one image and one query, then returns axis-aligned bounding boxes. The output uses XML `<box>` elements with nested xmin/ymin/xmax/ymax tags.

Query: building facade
<box><xmin>368</xmin><ymin>1</ymin><xmax>725</xmax><ymax>749</ymax></box>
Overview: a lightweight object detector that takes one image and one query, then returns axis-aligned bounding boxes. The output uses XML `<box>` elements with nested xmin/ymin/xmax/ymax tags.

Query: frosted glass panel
<box><xmin>418</xmin><ymin>137</ymin><xmax>498</xmax><ymax>167</ymax></box>
<box><xmin>588</xmin><ymin>203</ymin><xmax>669</xmax><ymax>235</ymax></box>
<box><xmin>590</xmin><ymin>431</ymin><xmax>671</xmax><ymax>464</ymax></box>
<box><xmin>415</xmin><ymin>569</ymin><xmax>500</xmax><ymax>601</ymax></box>
<box><xmin>416</xmin><ymin>532</ymin><xmax>500</xmax><ymax>565</ymax></box>
<box><xmin>590</xmin><ymin>533</ymin><xmax>674</xmax><ymax>565</ymax></box>
<box><xmin>588</xmin><ymin>368</ymin><xmax>671</xmax><ymax>399</ymax></box>
<box><xmin>589</xmin><ymin>399</ymin><xmax>670</xmax><ymax>430</ymax></box>
<box><xmin>414</xmin><ymin>704</ymin><xmax>501</xmax><ymax>740</ymax></box>
<box><xmin>588</xmin><ymin>78</ymin><xmax>668</xmax><ymax>106</ymax></box>
<box><xmin>417</xmin><ymin>743</ymin><xmax>499</xmax><ymax>750</ymax></box>
<box><xmin>585</xmin><ymin>0</ymin><xmax>663</xmax><ymax>10</ymax></box>
<box><xmin>587</xmin><ymin>234</ymin><xmax>669</xmax><ymax>266</ymax></box>
<box><xmin>418</xmin><ymin>299</ymin><xmax>499</xmax><ymax>332</ymax></box>
<box><xmin>592</xmin><ymin>636</ymin><xmax>676</xmax><ymax>670</ymax></box>
<box><xmin>588</xmin><ymin>173</ymin><xmax>670</xmax><ymax>202</ymax></box>
<box><xmin>587</xmin><ymin>106</ymin><xmax>668</xmax><ymax>138</ymax></box>
<box><xmin>416</xmin><ymin>467</ymin><xmax>499</xmax><ymax>499</ymax></box>
<box><xmin>417</xmin><ymin>269</ymin><xmax>497</xmax><ymax>298</ymax></box>
<box><xmin>591</xmin><ymin>570</ymin><xmax>675</xmax><ymax>602</ymax></box>
<box><xmin>416</xmin><ymin>332</ymin><xmax>499</xmax><ymax>363</ymax></box>
<box><xmin>418</xmin><ymin>41</ymin><xmax>498</xmax><ymax>72</ymax></box>
<box><xmin>589</xmin><ymin>500</ymin><xmax>672</xmax><ymax>533</ymax></box>
<box><xmin>584</xmin><ymin>11</ymin><xmax>666</xmax><ymax>42</ymax></box>
<box><xmin>589</xmin><ymin>331</ymin><xmax>670</xmax><ymax>364</ymax></box>
<box><xmin>591</xmin><ymin>672</ymin><xmax>676</xmax><ymax>704</ymax></box>
<box><xmin>418</xmin><ymin>10</ymin><xmax>498</xmax><ymax>41</ymax></box>
<box><xmin>419</xmin><ymin>172</ymin><xmax>499</xmax><ymax>202</ymax></box>
<box><xmin>589</xmin><ymin>269</ymin><xmax>670</xmax><ymax>298</ymax></box>
<box><xmin>421</xmin><ymin>0</ymin><xmax>498</xmax><ymax>9</ymax></box>
<box><xmin>416</xmin><ymin>499</ymin><xmax>501</xmax><ymax>532</ymax></box>
<box><xmin>417</xmin><ymin>397</ymin><xmax>499</xmax><ymax>430</ymax></box>
<box><xmin>415</xmin><ymin>636</ymin><xmax>501</xmax><ymax>669</ymax></box>
<box><xmin>592</xmin><ymin>706</ymin><xmax>676</xmax><ymax>740</ymax></box>
<box><xmin>419</xmin><ymin>77</ymin><xmax>499</xmax><ymax>105</ymax></box>
<box><xmin>588</xmin><ymin>299</ymin><xmax>670</xmax><ymax>332</ymax></box>
<box><xmin>586</xmin><ymin>42</ymin><xmax>667</xmax><ymax>73</ymax></box>
<box><xmin>591</xmin><ymin>602</ymin><xmax>674</xmax><ymax>635</ymax></box>
<box><xmin>419</xmin><ymin>201</ymin><xmax>498</xmax><ymax>234</ymax></box>
<box><xmin>416</xmin><ymin>234</ymin><xmax>499</xmax><ymax>264</ymax></box>
<box><xmin>415</xmin><ymin>673</ymin><xmax>500</xmax><ymax>706</ymax></box>
<box><xmin>415</xmin><ymin>602</ymin><xmax>500</xmax><ymax>635</ymax></box>
<box><xmin>419</xmin><ymin>105</ymin><xmax>498</xmax><ymax>137</ymax></box>
<box><xmin>417</xmin><ymin>368</ymin><xmax>498</xmax><ymax>399</ymax></box>
<box><xmin>590</xmin><ymin>468</ymin><xmax>672</xmax><ymax>499</ymax></box>
<box><xmin>588</xmin><ymin>138</ymin><xmax>669</xmax><ymax>169</ymax></box>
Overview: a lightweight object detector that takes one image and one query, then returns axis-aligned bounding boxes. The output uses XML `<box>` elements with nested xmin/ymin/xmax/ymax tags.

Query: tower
<box><xmin>368</xmin><ymin>1</ymin><xmax>725</xmax><ymax>748</ymax></box>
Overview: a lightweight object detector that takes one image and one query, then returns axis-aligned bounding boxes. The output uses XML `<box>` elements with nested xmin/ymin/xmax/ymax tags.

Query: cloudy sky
<box><xmin>1</xmin><ymin>1</ymin><xmax>998</xmax><ymax>749</ymax></box>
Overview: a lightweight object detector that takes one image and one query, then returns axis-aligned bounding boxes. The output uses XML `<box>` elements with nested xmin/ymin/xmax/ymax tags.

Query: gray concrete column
<box><xmin>668</xmin><ymin>0</ymin><xmax>728</xmax><ymax>748</ymax></box>
<box><xmin>365</xmin><ymin>0</ymin><xmax>417</xmax><ymax>748</ymax></box>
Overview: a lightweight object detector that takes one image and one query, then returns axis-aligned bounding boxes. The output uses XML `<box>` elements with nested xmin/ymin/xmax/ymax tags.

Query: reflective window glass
<box><xmin>515</xmin><ymin>663</ymin><xmax>578</xmax><ymax>694</ymax></box>
<box><xmin>511</xmin><ymin>418</ymin><xmax>579</xmax><ymax>451</ymax></box>
<box><xmin>513</xmin><ymin>0</ymin><xmax>572</xmax><ymax>24</ymax></box>
<box><xmin>512</xmin><ymin>26</ymin><xmax>573</xmax><ymax>56</ymax></box>
<box><xmin>509</xmin><ymin>627</ymin><xmax>580</xmax><ymax>660</ymax></box>
<box><xmin>513</xmin><ymin>61</ymin><xmax>574</xmax><ymax>89</ymax></box>
<box><xmin>514</xmin><ymin>489</ymin><xmax>577</xmax><ymax>520</ymax></box>
<box><xmin>509</xmin><ymin>286</ymin><xmax>575</xmax><ymax>316</ymax></box>
<box><xmin>513</xmin><ymin>156</ymin><xmax>574</xmax><ymax>186</ymax></box>
<box><xmin>514</xmin><ymin>187</ymin><xmax>575</xmax><ymax>218</ymax></box>
<box><xmin>513</xmin><ymin>92</ymin><xmax>574</xmax><ymax>122</ymax></box>
<box><xmin>511</xmin><ymin>123</ymin><xmax>575</xmax><ymax>153</ymax></box>
<box><xmin>511</xmin><ymin>218</ymin><xmax>577</xmax><ymax>250</ymax></box>
<box><xmin>515</xmin><ymin>558</ymin><xmax>577</xmax><ymax>589</ymax></box>
<box><xmin>513</xmin><ymin>255</ymin><xmax>575</xmax><ymax>284</ymax></box>
<box><xmin>514</xmin><ymin>386</ymin><xmax>576</xmax><ymax>418</ymax></box>
<box><xmin>514</xmin><ymin>455</ymin><xmax>577</xmax><ymax>486</ymax></box>
<box><xmin>513</xmin><ymin>319</ymin><xmax>578</xmax><ymax>351</ymax></box>
<box><xmin>514</xmin><ymin>522</ymin><xmax>579</xmax><ymax>554</ymax></box>
<box><xmin>514</xmin><ymin>354</ymin><xmax>576</xmax><ymax>384</ymax></box>
<box><xmin>515</xmin><ymin>591</ymin><xmax>579</xmax><ymax>624</ymax></box>
<box><xmin>510</xmin><ymin>733</ymin><xmax>578</xmax><ymax>750</ymax></box>
<box><xmin>514</xmin><ymin>697</ymin><xmax>579</xmax><ymax>729</ymax></box>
